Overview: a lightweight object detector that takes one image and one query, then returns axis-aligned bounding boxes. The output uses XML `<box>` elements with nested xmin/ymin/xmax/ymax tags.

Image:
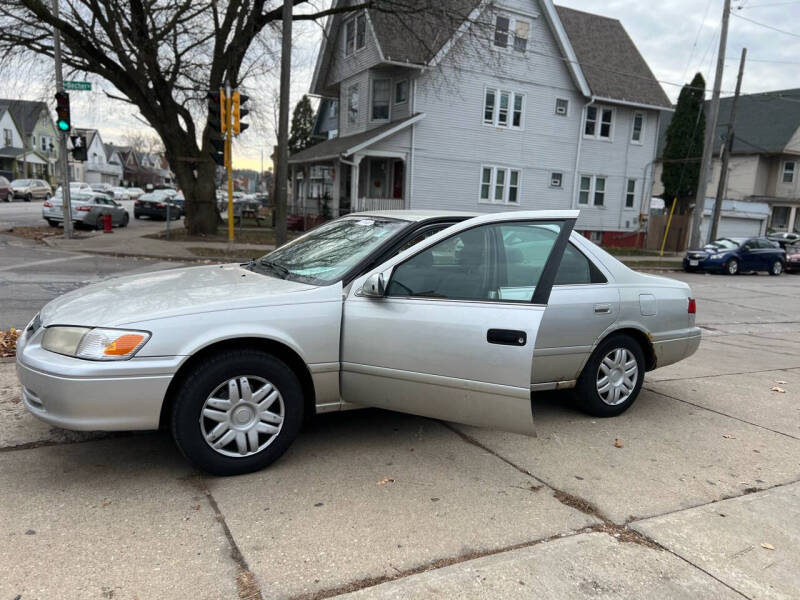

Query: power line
<box><xmin>731</xmin><ymin>12</ymin><xmax>800</xmax><ymax>37</ymax></box>
<box><xmin>726</xmin><ymin>56</ymin><xmax>800</xmax><ymax>64</ymax></box>
<box><xmin>735</xmin><ymin>0</ymin><xmax>800</xmax><ymax>8</ymax></box>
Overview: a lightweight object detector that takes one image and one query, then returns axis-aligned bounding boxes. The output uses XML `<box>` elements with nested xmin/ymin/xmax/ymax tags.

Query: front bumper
<box><xmin>785</xmin><ymin>259</ymin><xmax>800</xmax><ymax>272</ymax></box>
<box><xmin>683</xmin><ymin>256</ymin><xmax>727</xmax><ymax>271</ymax></box>
<box><xmin>16</xmin><ymin>326</ymin><xmax>179</xmax><ymax>431</ymax></box>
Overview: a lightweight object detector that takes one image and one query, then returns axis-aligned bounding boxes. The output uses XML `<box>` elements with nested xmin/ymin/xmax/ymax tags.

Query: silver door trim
<box><xmin>530</xmin><ymin>380</ymin><xmax>576</xmax><ymax>392</ymax></box>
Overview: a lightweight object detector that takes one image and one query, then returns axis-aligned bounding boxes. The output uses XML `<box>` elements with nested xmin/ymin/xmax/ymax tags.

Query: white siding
<box><xmin>326</xmin><ymin>7</ymin><xmax>383</xmax><ymax>87</ymax></box>
<box><xmin>0</xmin><ymin>111</ymin><xmax>23</xmax><ymax>148</ymax></box>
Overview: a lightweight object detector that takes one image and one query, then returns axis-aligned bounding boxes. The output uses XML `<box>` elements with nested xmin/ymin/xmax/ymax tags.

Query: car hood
<box><xmin>40</xmin><ymin>264</ymin><xmax>328</xmax><ymax>328</ymax></box>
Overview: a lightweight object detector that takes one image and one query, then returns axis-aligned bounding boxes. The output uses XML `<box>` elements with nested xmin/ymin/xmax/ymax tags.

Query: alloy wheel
<box><xmin>727</xmin><ymin>259</ymin><xmax>738</xmax><ymax>275</ymax></box>
<box><xmin>596</xmin><ymin>348</ymin><xmax>638</xmax><ymax>406</ymax></box>
<box><xmin>199</xmin><ymin>375</ymin><xmax>284</xmax><ymax>458</ymax></box>
<box><xmin>772</xmin><ymin>261</ymin><xmax>782</xmax><ymax>275</ymax></box>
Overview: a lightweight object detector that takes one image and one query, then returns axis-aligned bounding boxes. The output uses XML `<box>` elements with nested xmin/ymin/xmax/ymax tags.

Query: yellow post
<box><xmin>225</xmin><ymin>85</ymin><xmax>234</xmax><ymax>243</ymax></box>
<box><xmin>660</xmin><ymin>196</ymin><xmax>678</xmax><ymax>257</ymax></box>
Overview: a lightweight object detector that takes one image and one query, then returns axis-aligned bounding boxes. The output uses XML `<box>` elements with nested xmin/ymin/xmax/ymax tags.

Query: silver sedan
<box><xmin>17</xmin><ymin>210</ymin><xmax>700</xmax><ymax>475</ymax></box>
<box><xmin>42</xmin><ymin>192</ymin><xmax>130</xmax><ymax>229</ymax></box>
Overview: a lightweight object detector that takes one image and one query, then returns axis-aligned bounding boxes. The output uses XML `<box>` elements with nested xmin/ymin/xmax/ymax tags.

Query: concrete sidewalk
<box><xmin>42</xmin><ymin>221</ymin><xmax>275</xmax><ymax>262</ymax></box>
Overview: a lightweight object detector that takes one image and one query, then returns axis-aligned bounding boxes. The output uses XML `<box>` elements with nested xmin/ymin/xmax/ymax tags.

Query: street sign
<box><xmin>64</xmin><ymin>80</ymin><xmax>91</xmax><ymax>91</ymax></box>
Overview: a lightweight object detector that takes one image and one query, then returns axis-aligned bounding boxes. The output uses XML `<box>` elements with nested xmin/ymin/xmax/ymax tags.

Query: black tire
<box><xmin>134</xmin><ymin>213</ymin><xmax>141</xmax><ymax>219</ymax></box>
<box><xmin>769</xmin><ymin>260</ymin><xmax>782</xmax><ymax>276</ymax></box>
<box><xmin>120</xmin><ymin>213</ymin><xmax>130</xmax><ymax>228</ymax></box>
<box><xmin>46</xmin><ymin>219</ymin><xmax>59</xmax><ymax>227</ymax></box>
<box><xmin>25</xmin><ymin>193</ymin><xmax>32</xmax><ymax>202</ymax></box>
<box><xmin>574</xmin><ymin>334</ymin><xmax>646</xmax><ymax>418</ymax></box>
<box><xmin>726</xmin><ymin>258</ymin><xmax>739</xmax><ymax>275</ymax></box>
<box><xmin>170</xmin><ymin>349</ymin><xmax>304</xmax><ymax>476</ymax></box>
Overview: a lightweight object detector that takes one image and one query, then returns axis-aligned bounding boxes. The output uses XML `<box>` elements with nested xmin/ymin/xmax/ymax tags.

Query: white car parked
<box><xmin>17</xmin><ymin>210</ymin><xmax>700</xmax><ymax>476</ymax></box>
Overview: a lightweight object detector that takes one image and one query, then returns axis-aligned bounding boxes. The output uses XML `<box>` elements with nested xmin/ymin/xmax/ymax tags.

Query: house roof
<box><xmin>0</xmin><ymin>98</ymin><xmax>49</xmax><ymax>135</ymax></box>
<box><xmin>312</xmin><ymin>1</ymin><xmax>667</xmax><ymax>109</ymax></box>
<box><xmin>554</xmin><ymin>6</ymin><xmax>671</xmax><ymax>109</ymax></box>
<box><xmin>290</xmin><ymin>113</ymin><xmax>425</xmax><ymax>163</ymax></box>
<box><xmin>0</xmin><ymin>147</ymin><xmax>24</xmax><ymax>158</ymax></box>
<box><xmin>657</xmin><ymin>88</ymin><xmax>800</xmax><ymax>158</ymax></box>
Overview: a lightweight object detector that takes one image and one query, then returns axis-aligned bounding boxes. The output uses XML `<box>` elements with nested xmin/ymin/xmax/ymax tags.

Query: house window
<box><xmin>483</xmin><ymin>87</ymin><xmax>524</xmax><ymax>129</ymax></box>
<box><xmin>579</xmin><ymin>175</ymin><xmax>606</xmax><ymax>206</ymax></box>
<box><xmin>493</xmin><ymin>14</ymin><xmax>530</xmax><ymax>53</ymax></box>
<box><xmin>348</xmin><ymin>84</ymin><xmax>359</xmax><ymax>124</ymax></box>
<box><xmin>555</xmin><ymin>98</ymin><xmax>568</xmax><ymax>116</ymax></box>
<box><xmin>2</xmin><ymin>129</ymin><xmax>11</xmax><ymax>147</ymax></box>
<box><xmin>394</xmin><ymin>80</ymin><xmax>408</xmax><ymax>104</ymax></box>
<box><xmin>625</xmin><ymin>179</ymin><xmax>636</xmax><ymax>208</ymax></box>
<box><xmin>371</xmin><ymin>78</ymin><xmax>390</xmax><ymax>120</ymax></box>
<box><xmin>480</xmin><ymin>166</ymin><xmax>522</xmax><ymax>204</ymax></box>
<box><xmin>783</xmin><ymin>161</ymin><xmax>796</xmax><ymax>184</ymax></box>
<box><xmin>631</xmin><ymin>112</ymin><xmax>644</xmax><ymax>143</ymax></box>
<box><xmin>584</xmin><ymin>106</ymin><xmax>613</xmax><ymax>139</ymax></box>
<box><xmin>550</xmin><ymin>172</ymin><xmax>563</xmax><ymax>188</ymax></box>
<box><xmin>330</xmin><ymin>101</ymin><xmax>338</xmax><ymax>119</ymax></box>
<box><xmin>345</xmin><ymin>13</ymin><xmax>366</xmax><ymax>56</ymax></box>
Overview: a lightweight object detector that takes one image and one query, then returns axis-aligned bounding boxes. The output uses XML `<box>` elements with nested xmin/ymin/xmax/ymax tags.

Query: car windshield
<box><xmin>254</xmin><ymin>217</ymin><xmax>408</xmax><ymax>285</ymax></box>
<box><xmin>12</xmin><ymin>179</ymin><xmax>31</xmax><ymax>185</ymax></box>
<box><xmin>705</xmin><ymin>238</ymin><xmax>742</xmax><ymax>250</ymax></box>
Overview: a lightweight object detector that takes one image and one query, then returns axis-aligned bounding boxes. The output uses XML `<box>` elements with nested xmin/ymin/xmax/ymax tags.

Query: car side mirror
<box><xmin>361</xmin><ymin>272</ymin><xmax>386</xmax><ymax>298</ymax></box>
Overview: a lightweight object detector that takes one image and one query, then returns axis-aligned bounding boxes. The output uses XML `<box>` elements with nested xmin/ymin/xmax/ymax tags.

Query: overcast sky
<box><xmin>7</xmin><ymin>0</ymin><xmax>799</xmax><ymax>171</ymax></box>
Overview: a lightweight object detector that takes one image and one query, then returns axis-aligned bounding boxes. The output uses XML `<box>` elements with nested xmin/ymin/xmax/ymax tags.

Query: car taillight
<box><xmin>43</xmin><ymin>201</ymin><xmax>51</xmax><ymax>207</ymax></box>
<box><xmin>688</xmin><ymin>298</ymin><xmax>696</xmax><ymax>314</ymax></box>
<box><xmin>155</xmin><ymin>202</ymin><xmax>165</xmax><ymax>207</ymax></box>
<box><xmin>134</xmin><ymin>200</ymin><xmax>141</xmax><ymax>206</ymax></box>
<box><xmin>76</xmin><ymin>205</ymin><xmax>92</xmax><ymax>212</ymax></box>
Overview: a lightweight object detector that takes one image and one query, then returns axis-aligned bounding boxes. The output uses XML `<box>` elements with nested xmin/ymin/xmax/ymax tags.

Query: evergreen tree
<box><xmin>288</xmin><ymin>95</ymin><xmax>316</xmax><ymax>154</ymax></box>
<box><xmin>661</xmin><ymin>73</ymin><xmax>706</xmax><ymax>212</ymax></box>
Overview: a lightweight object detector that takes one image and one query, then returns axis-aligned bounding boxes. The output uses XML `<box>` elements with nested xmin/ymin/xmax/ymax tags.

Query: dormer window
<box><xmin>493</xmin><ymin>14</ymin><xmax>530</xmax><ymax>53</ymax></box>
<box><xmin>345</xmin><ymin>13</ymin><xmax>366</xmax><ymax>56</ymax></box>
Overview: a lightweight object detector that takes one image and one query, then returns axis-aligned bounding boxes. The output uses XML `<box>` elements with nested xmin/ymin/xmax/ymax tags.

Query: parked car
<box><xmin>126</xmin><ymin>187</ymin><xmax>145</xmax><ymax>200</ymax></box>
<box><xmin>17</xmin><ymin>210</ymin><xmax>701</xmax><ymax>476</ymax></box>
<box><xmin>785</xmin><ymin>244</ymin><xmax>800</xmax><ymax>273</ymax></box>
<box><xmin>55</xmin><ymin>182</ymin><xmax>92</xmax><ymax>197</ymax></box>
<box><xmin>90</xmin><ymin>183</ymin><xmax>115</xmax><ymax>196</ymax></box>
<box><xmin>767</xmin><ymin>231</ymin><xmax>800</xmax><ymax>249</ymax></box>
<box><xmin>683</xmin><ymin>237</ymin><xmax>786</xmax><ymax>276</ymax></box>
<box><xmin>134</xmin><ymin>191</ymin><xmax>181</xmax><ymax>220</ymax></box>
<box><xmin>0</xmin><ymin>176</ymin><xmax>11</xmax><ymax>201</ymax></box>
<box><xmin>111</xmin><ymin>187</ymin><xmax>131</xmax><ymax>201</ymax></box>
<box><xmin>171</xmin><ymin>191</ymin><xmax>185</xmax><ymax>216</ymax></box>
<box><xmin>10</xmin><ymin>178</ymin><xmax>52</xmax><ymax>201</ymax></box>
<box><xmin>43</xmin><ymin>192</ymin><xmax>130</xmax><ymax>229</ymax></box>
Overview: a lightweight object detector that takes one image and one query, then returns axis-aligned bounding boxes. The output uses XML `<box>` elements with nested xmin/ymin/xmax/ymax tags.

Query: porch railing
<box><xmin>354</xmin><ymin>197</ymin><xmax>405</xmax><ymax>211</ymax></box>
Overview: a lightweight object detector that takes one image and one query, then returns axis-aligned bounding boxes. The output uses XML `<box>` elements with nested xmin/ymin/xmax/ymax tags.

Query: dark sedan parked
<box><xmin>134</xmin><ymin>192</ymin><xmax>181</xmax><ymax>221</ymax></box>
<box><xmin>684</xmin><ymin>237</ymin><xmax>785</xmax><ymax>276</ymax></box>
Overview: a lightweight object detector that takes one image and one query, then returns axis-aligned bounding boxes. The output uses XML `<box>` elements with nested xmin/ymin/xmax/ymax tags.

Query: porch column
<box><xmin>350</xmin><ymin>155</ymin><xmax>363</xmax><ymax>212</ymax></box>
<box><xmin>331</xmin><ymin>159</ymin><xmax>341</xmax><ymax>218</ymax></box>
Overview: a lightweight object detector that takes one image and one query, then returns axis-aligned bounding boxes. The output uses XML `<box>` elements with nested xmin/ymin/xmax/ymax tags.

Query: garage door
<box><xmin>701</xmin><ymin>216</ymin><xmax>763</xmax><ymax>241</ymax></box>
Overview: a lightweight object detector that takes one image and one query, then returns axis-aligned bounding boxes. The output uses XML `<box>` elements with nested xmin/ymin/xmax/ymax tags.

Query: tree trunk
<box><xmin>164</xmin><ymin>137</ymin><xmax>219</xmax><ymax>236</ymax></box>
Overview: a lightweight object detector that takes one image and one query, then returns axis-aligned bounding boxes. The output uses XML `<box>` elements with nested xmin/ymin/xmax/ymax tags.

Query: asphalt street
<box><xmin>0</xmin><ymin>197</ymin><xmax>161</xmax><ymax>230</ymax></box>
<box><xmin>1</xmin><ymin>247</ymin><xmax>799</xmax><ymax>598</ymax></box>
<box><xmin>0</xmin><ymin>233</ymin><xmax>182</xmax><ymax>329</ymax></box>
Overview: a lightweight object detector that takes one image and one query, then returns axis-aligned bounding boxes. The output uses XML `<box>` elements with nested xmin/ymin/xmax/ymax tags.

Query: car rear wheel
<box><xmin>769</xmin><ymin>260</ymin><xmax>783</xmax><ymax>276</ymax></box>
<box><xmin>726</xmin><ymin>258</ymin><xmax>739</xmax><ymax>275</ymax></box>
<box><xmin>120</xmin><ymin>213</ymin><xmax>130</xmax><ymax>227</ymax></box>
<box><xmin>46</xmin><ymin>219</ymin><xmax>59</xmax><ymax>227</ymax></box>
<box><xmin>575</xmin><ymin>334</ymin><xmax>645</xmax><ymax>417</ymax></box>
<box><xmin>25</xmin><ymin>193</ymin><xmax>32</xmax><ymax>202</ymax></box>
<box><xmin>171</xmin><ymin>349</ymin><xmax>304</xmax><ymax>476</ymax></box>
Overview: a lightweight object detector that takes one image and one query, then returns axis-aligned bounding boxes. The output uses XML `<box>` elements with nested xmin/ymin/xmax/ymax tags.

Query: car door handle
<box><xmin>594</xmin><ymin>304</ymin><xmax>612</xmax><ymax>314</ymax></box>
<box><xmin>487</xmin><ymin>329</ymin><xmax>527</xmax><ymax>346</ymax></box>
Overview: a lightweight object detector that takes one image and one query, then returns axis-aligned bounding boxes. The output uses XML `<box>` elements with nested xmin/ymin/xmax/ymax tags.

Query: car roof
<box><xmin>347</xmin><ymin>209</ymin><xmax>481</xmax><ymax>222</ymax></box>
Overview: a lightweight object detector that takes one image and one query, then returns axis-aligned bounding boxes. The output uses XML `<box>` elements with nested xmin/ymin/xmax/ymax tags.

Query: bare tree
<box><xmin>0</xmin><ymin>0</ymin><xmax>483</xmax><ymax>234</ymax></box>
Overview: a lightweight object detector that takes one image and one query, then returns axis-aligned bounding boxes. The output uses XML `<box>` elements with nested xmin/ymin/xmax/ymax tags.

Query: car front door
<box><xmin>740</xmin><ymin>239</ymin><xmax>760</xmax><ymax>270</ymax></box>
<box><xmin>341</xmin><ymin>212</ymin><xmax>576</xmax><ymax>435</ymax></box>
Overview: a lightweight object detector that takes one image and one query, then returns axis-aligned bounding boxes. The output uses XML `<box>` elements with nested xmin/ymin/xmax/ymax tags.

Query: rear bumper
<box><xmin>42</xmin><ymin>208</ymin><xmax>91</xmax><ymax>223</ymax></box>
<box><xmin>653</xmin><ymin>328</ymin><xmax>702</xmax><ymax>369</ymax></box>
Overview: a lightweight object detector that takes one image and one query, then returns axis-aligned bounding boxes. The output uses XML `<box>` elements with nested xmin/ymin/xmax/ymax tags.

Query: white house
<box><xmin>71</xmin><ymin>128</ymin><xmax>122</xmax><ymax>185</ymax></box>
<box><xmin>290</xmin><ymin>0</ymin><xmax>672</xmax><ymax>246</ymax></box>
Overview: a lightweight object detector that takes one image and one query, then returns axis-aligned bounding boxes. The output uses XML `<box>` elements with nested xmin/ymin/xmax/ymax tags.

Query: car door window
<box><xmin>554</xmin><ymin>243</ymin><xmax>606</xmax><ymax>285</ymax></box>
<box><xmin>387</xmin><ymin>221</ymin><xmax>563</xmax><ymax>302</ymax></box>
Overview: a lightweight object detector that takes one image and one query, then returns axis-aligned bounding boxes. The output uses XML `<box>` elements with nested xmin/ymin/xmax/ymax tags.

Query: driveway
<box><xmin>1</xmin><ymin>270</ymin><xmax>799</xmax><ymax>599</ymax></box>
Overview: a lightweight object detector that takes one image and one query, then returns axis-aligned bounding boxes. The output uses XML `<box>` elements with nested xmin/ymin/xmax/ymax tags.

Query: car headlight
<box><xmin>710</xmin><ymin>253</ymin><xmax>726</xmax><ymax>260</ymax></box>
<box><xmin>41</xmin><ymin>326</ymin><xmax>150</xmax><ymax>360</ymax></box>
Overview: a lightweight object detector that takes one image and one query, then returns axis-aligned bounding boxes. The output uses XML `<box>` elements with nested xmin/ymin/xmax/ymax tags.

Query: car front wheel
<box><xmin>726</xmin><ymin>258</ymin><xmax>739</xmax><ymax>275</ymax></box>
<box><xmin>769</xmin><ymin>260</ymin><xmax>783</xmax><ymax>276</ymax></box>
<box><xmin>575</xmin><ymin>334</ymin><xmax>645</xmax><ymax>417</ymax></box>
<box><xmin>171</xmin><ymin>349</ymin><xmax>304</xmax><ymax>476</ymax></box>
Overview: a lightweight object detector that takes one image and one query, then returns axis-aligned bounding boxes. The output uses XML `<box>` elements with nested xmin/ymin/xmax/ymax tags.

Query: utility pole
<box><xmin>52</xmin><ymin>0</ymin><xmax>73</xmax><ymax>239</ymax></box>
<box><xmin>274</xmin><ymin>0</ymin><xmax>292</xmax><ymax>247</ymax></box>
<box><xmin>225</xmin><ymin>81</ymin><xmax>234</xmax><ymax>244</ymax></box>
<box><xmin>708</xmin><ymin>47</ymin><xmax>746</xmax><ymax>244</ymax></box>
<box><xmin>688</xmin><ymin>0</ymin><xmax>731</xmax><ymax>249</ymax></box>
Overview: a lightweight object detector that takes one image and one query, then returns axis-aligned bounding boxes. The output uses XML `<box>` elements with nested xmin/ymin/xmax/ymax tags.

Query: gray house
<box><xmin>654</xmin><ymin>89</ymin><xmax>800</xmax><ymax>235</ymax></box>
<box><xmin>290</xmin><ymin>0</ymin><xmax>671</xmax><ymax>245</ymax></box>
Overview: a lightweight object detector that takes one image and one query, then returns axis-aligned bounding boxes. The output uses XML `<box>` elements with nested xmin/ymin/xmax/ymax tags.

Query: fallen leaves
<box><xmin>614</xmin><ymin>439</ymin><xmax>624</xmax><ymax>448</ymax></box>
<box><xmin>377</xmin><ymin>477</ymin><xmax>395</xmax><ymax>486</ymax></box>
<box><xmin>1</xmin><ymin>328</ymin><xmax>21</xmax><ymax>357</ymax></box>
<box><xmin>776</xmin><ymin>380</ymin><xmax>787</xmax><ymax>385</ymax></box>
<box><xmin>760</xmin><ymin>542</ymin><xmax>775</xmax><ymax>550</ymax></box>
<box><xmin>770</xmin><ymin>386</ymin><xmax>786</xmax><ymax>393</ymax></box>
<box><xmin>722</xmin><ymin>434</ymin><xmax>736</xmax><ymax>439</ymax></box>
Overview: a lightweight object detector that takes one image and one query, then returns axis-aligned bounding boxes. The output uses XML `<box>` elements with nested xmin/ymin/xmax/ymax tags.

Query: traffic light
<box><xmin>209</xmin><ymin>137</ymin><xmax>225</xmax><ymax>167</ymax></box>
<box><xmin>70</xmin><ymin>135</ymin><xmax>87</xmax><ymax>161</ymax></box>
<box><xmin>232</xmin><ymin>91</ymin><xmax>249</xmax><ymax>136</ymax></box>
<box><xmin>207</xmin><ymin>89</ymin><xmax>227</xmax><ymax>134</ymax></box>
<box><xmin>55</xmin><ymin>92</ymin><xmax>71</xmax><ymax>132</ymax></box>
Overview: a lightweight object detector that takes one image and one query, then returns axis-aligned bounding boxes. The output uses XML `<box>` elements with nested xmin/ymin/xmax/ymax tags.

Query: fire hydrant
<box><xmin>102</xmin><ymin>213</ymin><xmax>113</xmax><ymax>233</ymax></box>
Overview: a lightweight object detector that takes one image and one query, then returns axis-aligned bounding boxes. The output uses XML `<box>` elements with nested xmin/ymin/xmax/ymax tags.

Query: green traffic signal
<box><xmin>55</xmin><ymin>92</ymin><xmax>71</xmax><ymax>133</ymax></box>
<box><xmin>57</xmin><ymin>120</ymin><xmax>70</xmax><ymax>131</ymax></box>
